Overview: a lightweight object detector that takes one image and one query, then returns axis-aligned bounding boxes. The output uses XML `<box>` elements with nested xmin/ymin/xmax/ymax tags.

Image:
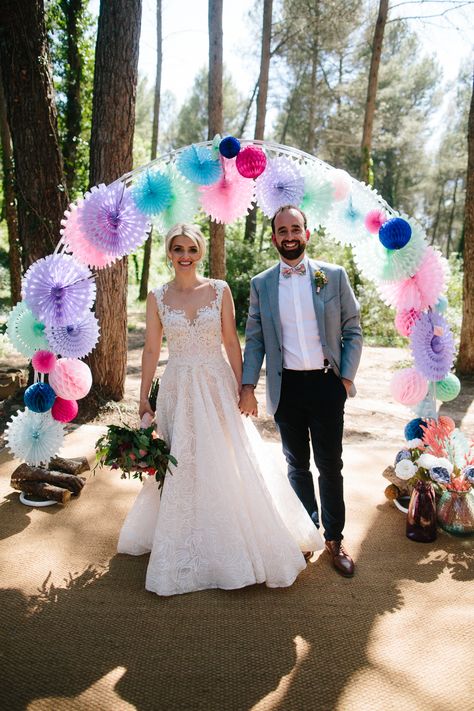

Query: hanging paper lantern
<box><xmin>365</xmin><ymin>209</ymin><xmax>387</xmax><ymax>234</ymax></box>
<box><xmin>404</xmin><ymin>417</ymin><xmax>427</xmax><ymax>441</ymax></box>
<box><xmin>51</xmin><ymin>397</ymin><xmax>79</xmax><ymax>423</ymax></box>
<box><xmin>395</xmin><ymin>308</ymin><xmax>421</xmax><ymax>338</ymax></box>
<box><xmin>24</xmin><ymin>382</ymin><xmax>56</xmax><ymax>413</ymax></box>
<box><xmin>156</xmin><ymin>166</ymin><xmax>200</xmax><ymax>233</ymax></box>
<box><xmin>176</xmin><ymin>145</ymin><xmax>222</xmax><ymax>185</ymax></box>
<box><xmin>23</xmin><ymin>254</ymin><xmax>96</xmax><ymax>328</ymax></box>
<box><xmin>354</xmin><ymin>219</ymin><xmax>426</xmax><ymax>283</ymax></box>
<box><xmin>331</xmin><ymin>169</ymin><xmax>352</xmax><ymax>201</ymax></box>
<box><xmin>390</xmin><ymin>368</ymin><xmax>429</xmax><ymax>406</ymax></box>
<box><xmin>199</xmin><ymin>158</ymin><xmax>255</xmax><ymax>224</ymax></box>
<box><xmin>255</xmin><ymin>156</ymin><xmax>305</xmax><ymax>217</ymax></box>
<box><xmin>435</xmin><ymin>296</ymin><xmax>448</xmax><ymax>313</ymax></box>
<box><xmin>49</xmin><ymin>358</ymin><xmax>92</xmax><ymax>400</ymax></box>
<box><xmin>299</xmin><ymin>165</ymin><xmax>334</xmax><ymax>231</ymax></box>
<box><xmin>379</xmin><ymin>217</ymin><xmax>412</xmax><ymax>250</ymax></box>
<box><xmin>131</xmin><ymin>169</ymin><xmax>173</xmax><ymax>216</ymax></box>
<box><xmin>31</xmin><ymin>350</ymin><xmax>57</xmax><ymax>374</ymax></box>
<box><xmin>410</xmin><ymin>312</ymin><xmax>455</xmax><ymax>382</ymax></box>
<box><xmin>79</xmin><ymin>183</ymin><xmax>150</xmax><ymax>258</ymax></box>
<box><xmin>61</xmin><ymin>203</ymin><xmax>117</xmax><ymax>270</ymax></box>
<box><xmin>5</xmin><ymin>410</ymin><xmax>64</xmax><ymax>466</ymax></box>
<box><xmin>235</xmin><ymin>146</ymin><xmax>267</xmax><ymax>178</ymax></box>
<box><xmin>46</xmin><ymin>311</ymin><xmax>100</xmax><ymax>359</ymax></box>
<box><xmin>435</xmin><ymin>373</ymin><xmax>461</xmax><ymax>402</ymax></box>
<box><xmin>219</xmin><ymin>136</ymin><xmax>240</xmax><ymax>159</ymax></box>
<box><xmin>378</xmin><ymin>247</ymin><xmax>447</xmax><ymax>311</ymax></box>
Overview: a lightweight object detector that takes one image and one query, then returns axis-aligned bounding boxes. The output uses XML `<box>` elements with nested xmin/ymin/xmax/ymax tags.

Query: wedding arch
<box><xmin>4</xmin><ymin>136</ymin><xmax>459</xmax><ymax>467</ymax></box>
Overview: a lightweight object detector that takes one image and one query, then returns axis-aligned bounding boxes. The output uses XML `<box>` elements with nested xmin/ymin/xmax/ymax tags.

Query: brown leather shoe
<box><xmin>325</xmin><ymin>540</ymin><xmax>354</xmax><ymax>577</ymax></box>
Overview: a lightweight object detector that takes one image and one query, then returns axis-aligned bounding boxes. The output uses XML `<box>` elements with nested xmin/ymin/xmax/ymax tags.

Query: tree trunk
<box><xmin>445</xmin><ymin>177</ymin><xmax>458</xmax><ymax>257</ymax></box>
<box><xmin>457</xmin><ymin>75</ymin><xmax>474</xmax><ymax>374</ymax></box>
<box><xmin>305</xmin><ymin>1</ymin><xmax>320</xmax><ymax>154</ymax></box>
<box><xmin>88</xmin><ymin>0</ymin><xmax>142</xmax><ymax>400</ymax></box>
<box><xmin>208</xmin><ymin>0</ymin><xmax>225</xmax><ymax>279</ymax></box>
<box><xmin>0</xmin><ymin>76</ymin><xmax>22</xmax><ymax>305</ymax></box>
<box><xmin>360</xmin><ymin>0</ymin><xmax>389</xmax><ymax>185</ymax></box>
<box><xmin>139</xmin><ymin>0</ymin><xmax>162</xmax><ymax>301</ymax></box>
<box><xmin>60</xmin><ymin>0</ymin><xmax>84</xmax><ymax>194</ymax></box>
<box><xmin>245</xmin><ymin>0</ymin><xmax>273</xmax><ymax>244</ymax></box>
<box><xmin>0</xmin><ymin>0</ymin><xmax>69</xmax><ymax>268</ymax></box>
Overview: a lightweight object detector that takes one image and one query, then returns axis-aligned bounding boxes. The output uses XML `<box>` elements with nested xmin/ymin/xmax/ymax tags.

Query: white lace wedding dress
<box><xmin>118</xmin><ymin>279</ymin><xmax>323</xmax><ymax>596</ymax></box>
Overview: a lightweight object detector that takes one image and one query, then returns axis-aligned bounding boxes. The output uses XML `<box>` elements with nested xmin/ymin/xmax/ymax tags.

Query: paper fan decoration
<box><xmin>24</xmin><ymin>382</ymin><xmax>56</xmax><ymax>413</ymax></box>
<box><xmin>390</xmin><ymin>367</ymin><xmax>429</xmax><ymax>406</ymax></box>
<box><xmin>331</xmin><ymin>169</ymin><xmax>352</xmax><ymax>201</ymax></box>
<box><xmin>176</xmin><ymin>145</ymin><xmax>222</xmax><ymax>185</ymax></box>
<box><xmin>365</xmin><ymin>209</ymin><xmax>387</xmax><ymax>234</ymax></box>
<box><xmin>61</xmin><ymin>202</ymin><xmax>116</xmax><ymax>269</ymax></box>
<box><xmin>354</xmin><ymin>219</ymin><xmax>427</xmax><ymax>283</ymax></box>
<box><xmin>23</xmin><ymin>254</ymin><xmax>96</xmax><ymax>328</ymax></box>
<box><xmin>6</xmin><ymin>302</ymin><xmax>49</xmax><ymax>357</ymax></box>
<box><xmin>156</xmin><ymin>166</ymin><xmax>200</xmax><ymax>232</ymax></box>
<box><xmin>131</xmin><ymin>169</ymin><xmax>173</xmax><ymax>215</ymax></box>
<box><xmin>5</xmin><ymin>409</ymin><xmax>64</xmax><ymax>466</ymax></box>
<box><xmin>410</xmin><ymin>312</ymin><xmax>455</xmax><ymax>382</ymax></box>
<box><xmin>298</xmin><ymin>165</ymin><xmax>334</xmax><ymax>231</ymax></box>
<box><xmin>236</xmin><ymin>146</ymin><xmax>267</xmax><ymax>178</ymax></box>
<box><xmin>79</xmin><ymin>182</ymin><xmax>150</xmax><ymax>258</ymax></box>
<box><xmin>255</xmin><ymin>157</ymin><xmax>305</xmax><ymax>217</ymax></box>
<box><xmin>199</xmin><ymin>158</ymin><xmax>255</xmax><ymax>223</ymax></box>
<box><xmin>325</xmin><ymin>181</ymin><xmax>386</xmax><ymax>247</ymax></box>
<box><xmin>394</xmin><ymin>308</ymin><xmax>421</xmax><ymax>338</ymax></box>
<box><xmin>378</xmin><ymin>246</ymin><xmax>447</xmax><ymax>311</ymax></box>
<box><xmin>45</xmin><ymin>311</ymin><xmax>100</xmax><ymax>358</ymax></box>
<box><xmin>49</xmin><ymin>358</ymin><xmax>92</xmax><ymax>400</ymax></box>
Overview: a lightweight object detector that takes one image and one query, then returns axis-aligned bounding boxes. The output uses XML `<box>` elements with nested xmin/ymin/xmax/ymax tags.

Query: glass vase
<box><xmin>406</xmin><ymin>480</ymin><xmax>437</xmax><ymax>542</ymax></box>
<box><xmin>436</xmin><ymin>488</ymin><xmax>474</xmax><ymax>536</ymax></box>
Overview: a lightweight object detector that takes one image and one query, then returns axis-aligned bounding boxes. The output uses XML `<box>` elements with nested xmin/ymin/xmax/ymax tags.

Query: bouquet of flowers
<box><xmin>391</xmin><ymin>417</ymin><xmax>474</xmax><ymax>496</ymax></box>
<box><xmin>95</xmin><ymin>423</ymin><xmax>176</xmax><ymax>487</ymax></box>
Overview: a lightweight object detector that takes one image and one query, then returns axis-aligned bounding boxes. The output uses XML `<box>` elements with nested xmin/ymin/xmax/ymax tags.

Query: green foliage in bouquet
<box><xmin>95</xmin><ymin>424</ymin><xmax>176</xmax><ymax>488</ymax></box>
<box><xmin>148</xmin><ymin>377</ymin><xmax>160</xmax><ymax>412</ymax></box>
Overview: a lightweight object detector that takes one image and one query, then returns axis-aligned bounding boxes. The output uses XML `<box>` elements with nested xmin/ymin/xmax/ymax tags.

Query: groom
<box><xmin>239</xmin><ymin>205</ymin><xmax>363</xmax><ymax>577</ymax></box>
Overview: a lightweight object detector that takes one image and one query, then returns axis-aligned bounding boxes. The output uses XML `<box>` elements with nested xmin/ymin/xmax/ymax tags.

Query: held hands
<box><xmin>238</xmin><ymin>385</ymin><xmax>258</xmax><ymax>417</ymax></box>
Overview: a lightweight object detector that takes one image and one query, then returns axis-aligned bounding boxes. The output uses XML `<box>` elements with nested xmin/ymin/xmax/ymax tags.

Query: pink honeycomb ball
<box><xmin>49</xmin><ymin>358</ymin><xmax>92</xmax><ymax>400</ymax></box>
<box><xmin>51</xmin><ymin>397</ymin><xmax>79</xmax><ymax>423</ymax></box>
<box><xmin>390</xmin><ymin>368</ymin><xmax>428</xmax><ymax>406</ymax></box>
<box><xmin>235</xmin><ymin>146</ymin><xmax>267</xmax><ymax>179</ymax></box>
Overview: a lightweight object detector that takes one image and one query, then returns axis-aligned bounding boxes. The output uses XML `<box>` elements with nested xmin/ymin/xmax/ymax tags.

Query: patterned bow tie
<box><xmin>281</xmin><ymin>262</ymin><xmax>306</xmax><ymax>278</ymax></box>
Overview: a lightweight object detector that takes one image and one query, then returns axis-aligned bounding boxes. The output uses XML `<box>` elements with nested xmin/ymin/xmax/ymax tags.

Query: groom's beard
<box><xmin>275</xmin><ymin>241</ymin><xmax>306</xmax><ymax>261</ymax></box>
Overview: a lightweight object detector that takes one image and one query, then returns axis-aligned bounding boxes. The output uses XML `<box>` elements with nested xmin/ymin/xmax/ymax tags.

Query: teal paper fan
<box><xmin>155</xmin><ymin>166</ymin><xmax>200</xmax><ymax>233</ymax></box>
<box><xmin>298</xmin><ymin>164</ymin><xmax>334</xmax><ymax>231</ymax></box>
<box><xmin>5</xmin><ymin>409</ymin><xmax>64</xmax><ymax>466</ymax></box>
<box><xmin>7</xmin><ymin>302</ymin><xmax>49</xmax><ymax>357</ymax></box>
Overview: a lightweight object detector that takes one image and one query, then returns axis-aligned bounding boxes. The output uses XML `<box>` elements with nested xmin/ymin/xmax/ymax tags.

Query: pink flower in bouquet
<box><xmin>139</xmin><ymin>448</ymin><xmax>148</xmax><ymax>457</ymax></box>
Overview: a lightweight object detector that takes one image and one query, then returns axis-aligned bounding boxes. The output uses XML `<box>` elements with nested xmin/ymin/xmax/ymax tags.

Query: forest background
<box><xmin>0</xmin><ymin>0</ymin><xmax>473</xmax><ymax>404</ymax></box>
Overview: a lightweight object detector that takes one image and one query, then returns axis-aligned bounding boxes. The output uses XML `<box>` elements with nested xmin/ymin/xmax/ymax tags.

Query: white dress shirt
<box><xmin>279</xmin><ymin>255</ymin><xmax>325</xmax><ymax>370</ymax></box>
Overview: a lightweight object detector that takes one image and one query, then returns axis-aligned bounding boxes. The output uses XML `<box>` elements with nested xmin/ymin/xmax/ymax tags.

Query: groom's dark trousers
<box><xmin>274</xmin><ymin>367</ymin><xmax>346</xmax><ymax>542</ymax></box>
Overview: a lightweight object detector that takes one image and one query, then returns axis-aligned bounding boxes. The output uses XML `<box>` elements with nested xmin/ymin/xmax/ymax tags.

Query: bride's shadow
<box><xmin>1</xmin><ymin>505</ymin><xmax>472</xmax><ymax>711</ymax></box>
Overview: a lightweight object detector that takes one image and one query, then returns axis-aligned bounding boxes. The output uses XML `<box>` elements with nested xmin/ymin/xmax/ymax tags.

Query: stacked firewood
<box><xmin>10</xmin><ymin>456</ymin><xmax>90</xmax><ymax>504</ymax></box>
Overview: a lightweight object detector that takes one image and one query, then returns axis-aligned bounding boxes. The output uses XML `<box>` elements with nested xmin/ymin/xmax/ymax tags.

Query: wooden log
<box><xmin>11</xmin><ymin>464</ymin><xmax>86</xmax><ymax>496</ymax></box>
<box><xmin>48</xmin><ymin>456</ymin><xmax>90</xmax><ymax>476</ymax></box>
<box><xmin>16</xmin><ymin>480</ymin><xmax>72</xmax><ymax>504</ymax></box>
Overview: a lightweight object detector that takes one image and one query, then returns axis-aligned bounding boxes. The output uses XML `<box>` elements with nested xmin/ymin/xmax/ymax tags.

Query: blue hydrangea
<box><xmin>429</xmin><ymin>466</ymin><xmax>450</xmax><ymax>485</ymax></box>
<box><xmin>395</xmin><ymin>449</ymin><xmax>412</xmax><ymax>465</ymax></box>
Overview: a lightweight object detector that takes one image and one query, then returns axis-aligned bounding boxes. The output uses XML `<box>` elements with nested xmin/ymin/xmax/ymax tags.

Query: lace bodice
<box><xmin>153</xmin><ymin>279</ymin><xmax>226</xmax><ymax>364</ymax></box>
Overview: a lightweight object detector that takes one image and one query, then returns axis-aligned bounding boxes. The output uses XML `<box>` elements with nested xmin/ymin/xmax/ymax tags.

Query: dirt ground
<box><xmin>1</xmin><ymin>311</ymin><xmax>474</xmax><ymax>450</ymax></box>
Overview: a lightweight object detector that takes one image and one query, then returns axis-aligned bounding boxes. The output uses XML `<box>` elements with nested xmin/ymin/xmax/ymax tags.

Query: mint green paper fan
<box><xmin>16</xmin><ymin>308</ymin><xmax>50</xmax><ymax>357</ymax></box>
<box><xmin>155</xmin><ymin>165</ymin><xmax>199</xmax><ymax>233</ymax></box>
<box><xmin>298</xmin><ymin>164</ymin><xmax>334</xmax><ymax>231</ymax></box>
<box><xmin>6</xmin><ymin>302</ymin><xmax>29</xmax><ymax>355</ymax></box>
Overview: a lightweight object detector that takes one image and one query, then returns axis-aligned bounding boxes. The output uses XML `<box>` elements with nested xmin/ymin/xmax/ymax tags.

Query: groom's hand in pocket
<box><xmin>239</xmin><ymin>385</ymin><xmax>259</xmax><ymax>417</ymax></box>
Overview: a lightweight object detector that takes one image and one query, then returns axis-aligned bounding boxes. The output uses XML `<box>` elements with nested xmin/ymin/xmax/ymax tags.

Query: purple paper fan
<box><xmin>410</xmin><ymin>311</ymin><xmax>455</xmax><ymax>381</ymax></box>
<box><xmin>79</xmin><ymin>183</ymin><xmax>150</xmax><ymax>258</ymax></box>
<box><xmin>23</xmin><ymin>254</ymin><xmax>96</xmax><ymax>328</ymax></box>
<box><xmin>46</xmin><ymin>311</ymin><xmax>100</xmax><ymax>358</ymax></box>
<box><xmin>255</xmin><ymin>157</ymin><xmax>305</xmax><ymax>217</ymax></box>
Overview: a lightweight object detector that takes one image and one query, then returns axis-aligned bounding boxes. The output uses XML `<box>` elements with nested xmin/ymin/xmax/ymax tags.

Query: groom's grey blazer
<box><xmin>242</xmin><ymin>258</ymin><xmax>363</xmax><ymax>416</ymax></box>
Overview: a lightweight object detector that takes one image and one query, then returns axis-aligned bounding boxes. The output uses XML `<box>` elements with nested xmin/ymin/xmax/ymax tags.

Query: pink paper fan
<box><xmin>61</xmin><ymin>202</ymin><xmax>117</xmax><ymax>269</ymax></box>
<box><xmin>394</xmin><ymin>308</ymin><xmax>421</xmax><ymax>338</ymax></box>
<box><xmin>199</xmin><ymin>158</ymin><xmax>255</xmax><ymax>224</ymax></box>
<box><xmin>390</xmin><ymin>368</ymin><xmax>429</xmax><ymax>406</ymax></box>
<box><xmin>378</xmin><ymin>247</ymin><xmax>447</xmax><ymax>311</ymax></box>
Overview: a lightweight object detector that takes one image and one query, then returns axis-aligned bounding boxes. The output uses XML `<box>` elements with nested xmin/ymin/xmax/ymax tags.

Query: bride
<box><xmin>118</xmin><ymin>223</ymin><xmax>323</xmax><ymax>596</ymax></box>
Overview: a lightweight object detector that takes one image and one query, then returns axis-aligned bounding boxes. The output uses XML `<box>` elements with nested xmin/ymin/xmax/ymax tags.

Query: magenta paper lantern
<box><xmin>235</xmin><ymin>146</ymin><xmax>267</xmax><ymax>179</ymax></box>
<box><xmin>31</xmin><ymin>350</ymin><xmax>57</xmax><ymax>374</ymax></box>
<box><xmin>51</xmin><ymin>397</ymin><xmax>79</xmax><ymax>423</ymax></box>
<box><xmin>48</xmin><ymin>358</ymin><xmax>92</xmax><ymax>400</ymax></box>
<box><xmin>390</xmin><ymin>368</ymin><xmax>429</xmax><ymax>406</ymax></box>
<box><xmin>364</xmin><ymin>209</ymin><xmax>387</xmax><ymax>234</ymax></box>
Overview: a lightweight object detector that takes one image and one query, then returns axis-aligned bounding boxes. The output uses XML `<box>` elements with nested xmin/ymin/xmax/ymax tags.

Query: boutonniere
<box><xmin>313</xmin><ymin>269</ymin><xmax>328</xmax><ymax>293</ymax></box>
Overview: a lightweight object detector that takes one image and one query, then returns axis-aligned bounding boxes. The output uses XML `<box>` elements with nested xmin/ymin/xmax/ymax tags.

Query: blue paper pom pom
<box><xmin>176</xmin><ymin>145</ymin><xmax>222</xmax><ymax>185</ymax></box>
<box><xmin>24</xmin><ymin>382</ymin><xmax>57</xmax><ymax>413</ymax></box>
<box><xmin>379</xmin><ymin>217</ymin><xmax>412</xmax><ymax>250</ymax></box>
<box><xmin>404</xmin><ymin>417</ymin><xmax>426</xmax><ymax>441</ymax></box>
<box><xmin>131</xmin><ymin>169</ymin><xmax>173</xmax><ymax>216</ymax></box>
<box><xmin>219</xmin><ymin>136</ymin><xmax>240</xmax><ymax>159</ymax></box>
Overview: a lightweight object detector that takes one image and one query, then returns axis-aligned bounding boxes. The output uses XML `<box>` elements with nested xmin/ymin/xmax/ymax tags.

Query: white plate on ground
<box><xmin>19</xmin><ymin>491</ymin><xmax>57</xmax><ymax>507</ymax></box>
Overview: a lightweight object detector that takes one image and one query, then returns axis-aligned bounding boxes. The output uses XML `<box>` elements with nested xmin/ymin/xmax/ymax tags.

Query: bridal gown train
<box><xmin>118</xmin><ymin>279</ymin><xmax>323</xmax><ymax>596</ymax></box>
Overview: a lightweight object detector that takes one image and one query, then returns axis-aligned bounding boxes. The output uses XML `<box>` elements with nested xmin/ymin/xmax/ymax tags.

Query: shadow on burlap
<box><xmin>0</xmin><ymin>429</ymin><xmax>473</xmax><ymax>711</ymax></box>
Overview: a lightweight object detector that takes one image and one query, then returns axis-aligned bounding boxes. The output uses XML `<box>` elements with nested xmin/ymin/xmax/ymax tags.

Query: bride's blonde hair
<box><xmin>165</xmin><ymin>223</ymin><xmax>206</xmax><ymax>261</ymax></box>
